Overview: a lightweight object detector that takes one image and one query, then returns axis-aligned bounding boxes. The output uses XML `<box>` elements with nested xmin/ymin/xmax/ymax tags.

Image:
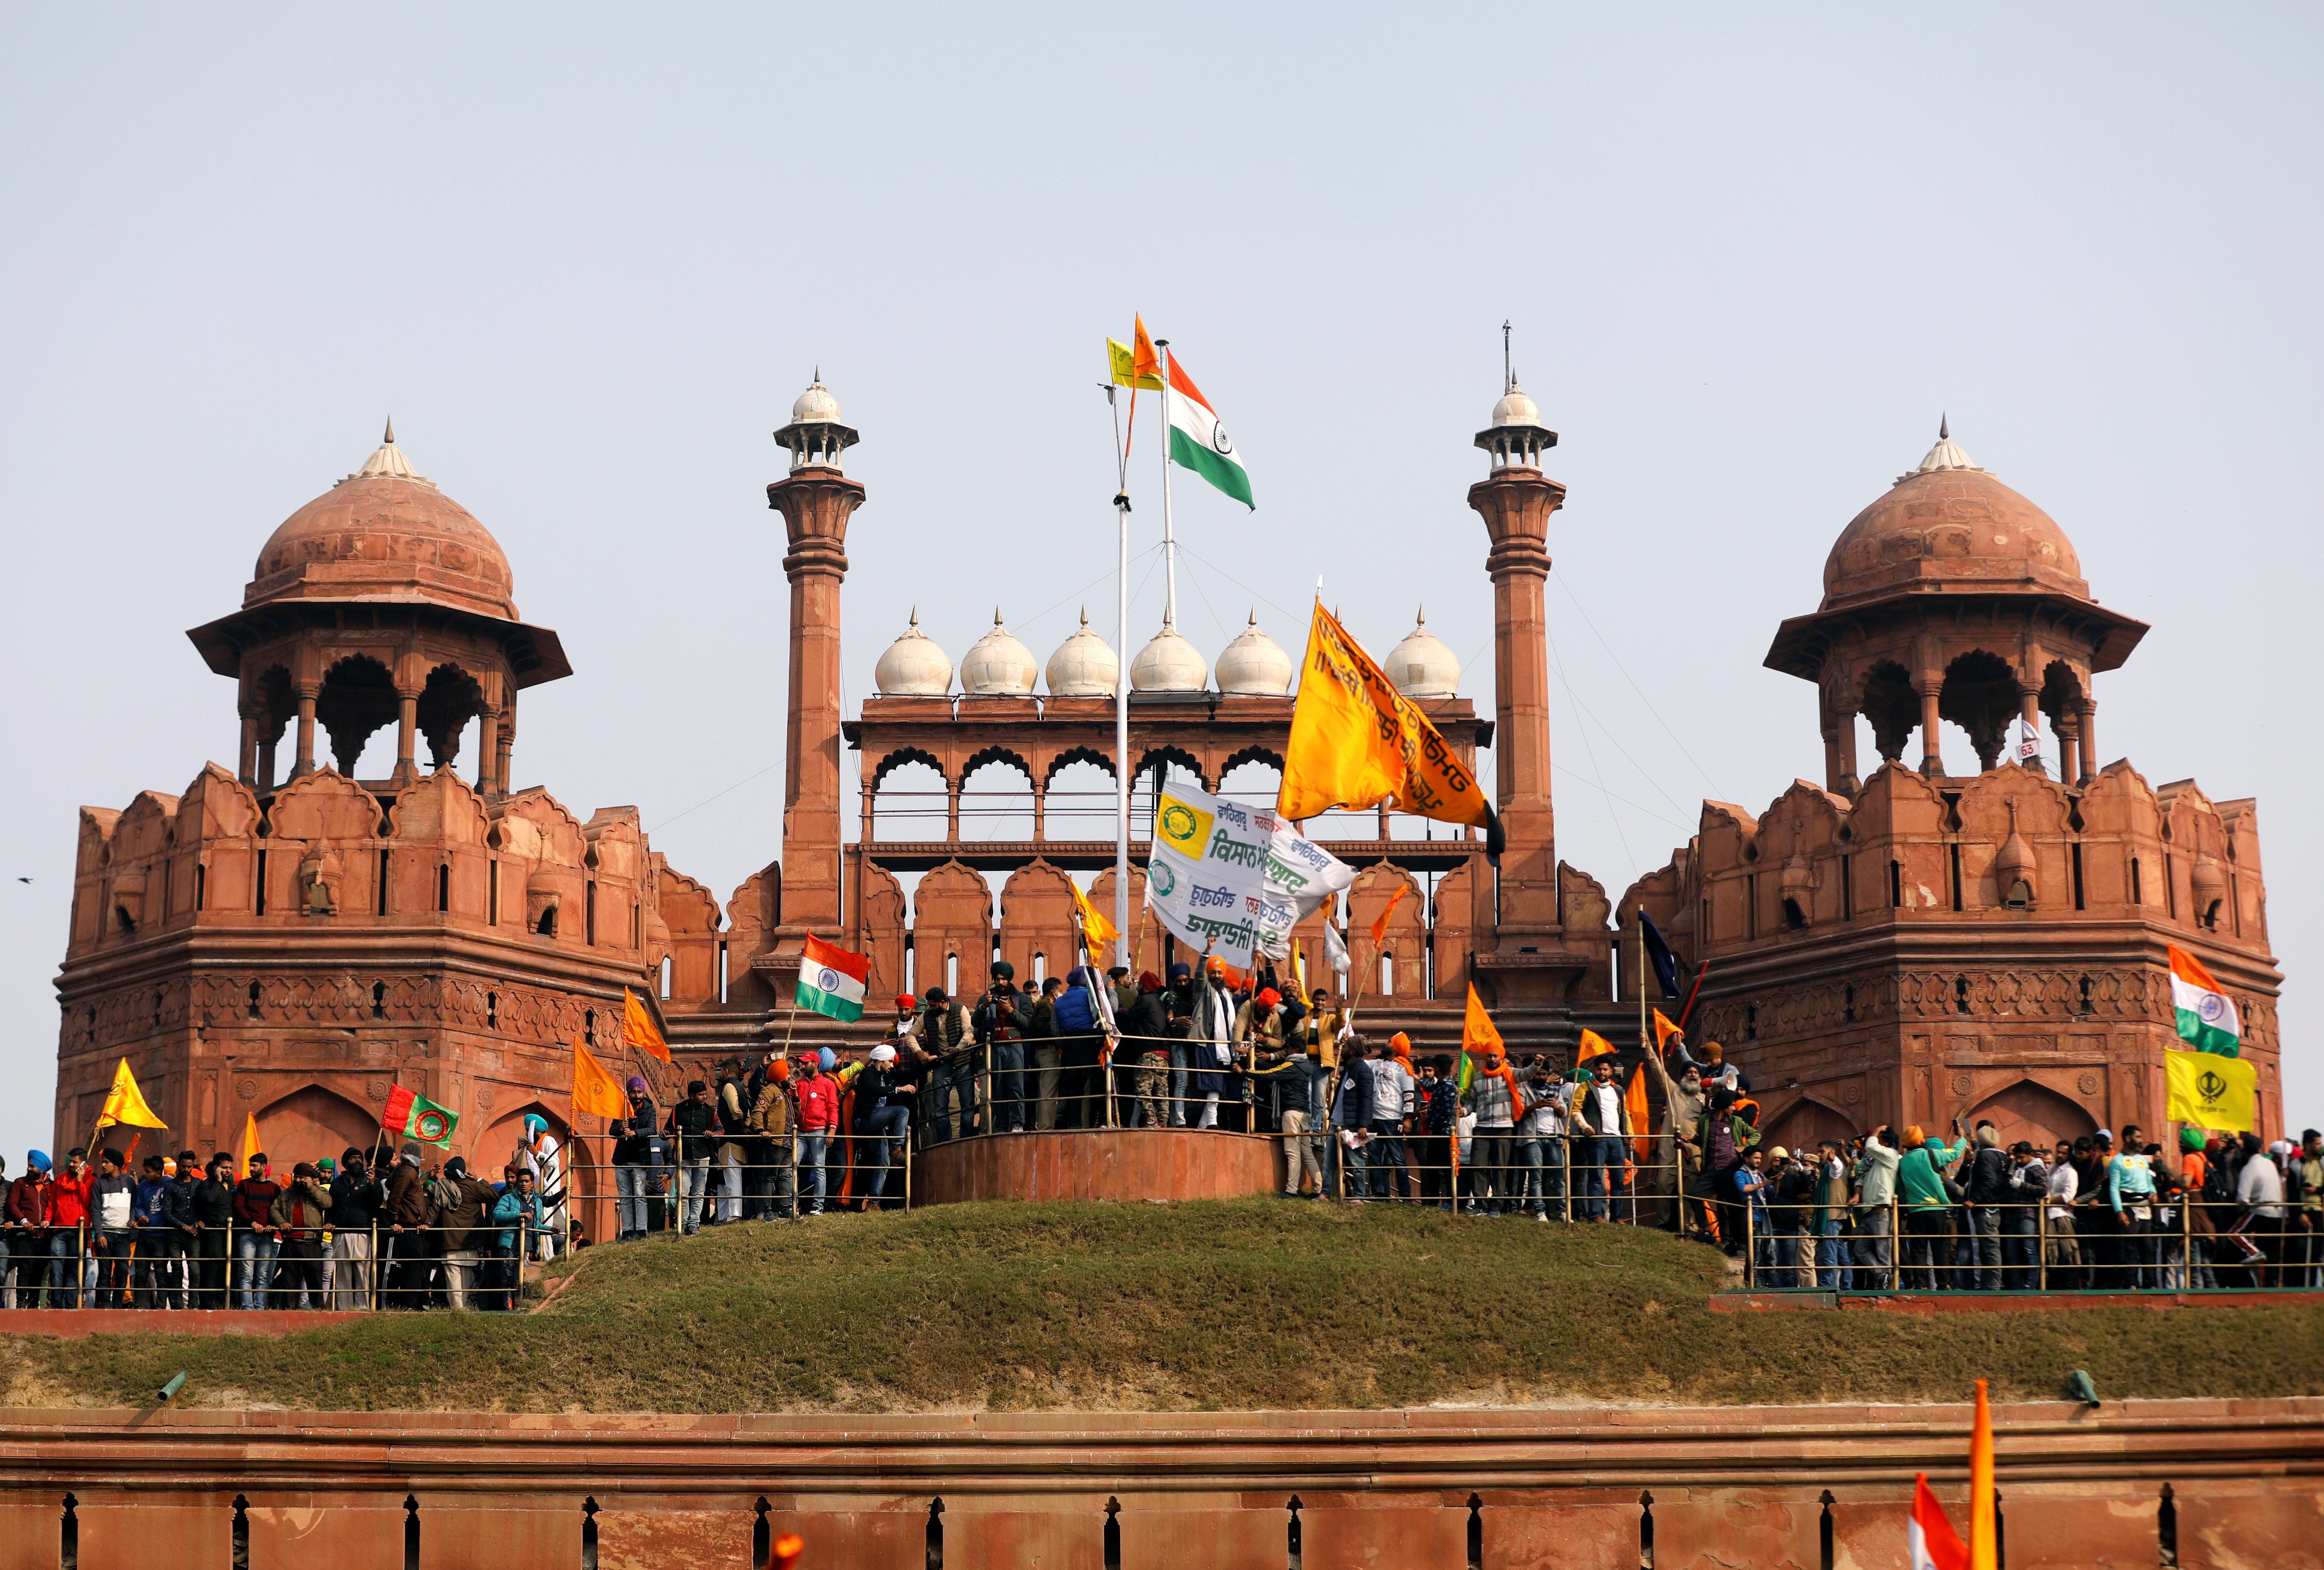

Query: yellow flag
<box><xmin>235</xmin><ymin>1111</ymin><xmax>260</xmax><ymax>1173</ymax></box>
<box><xmin>1070</xmin><ymin>878</ymin><xmax>1118</xmax><ymax>948</ymax></box>
<box><xmin>1279</xmin><ymin>602</ymin><xmax>1500</xmax><ymax>851</ymax></box>
<box><xmin>96</xmin><ymin>1057</ymin><xmax>168</xmax><ymax>1130</ymax></box>
<box><xmin>622</xmin><ymin>988</ymin><xmax>671</xmax><ymax>1063</ymax></box>
<box><xmin>2165</xmin><ymin>1049</ymin><xmax>2257</xmax><ymax>1133</ymax></box>
<box><xmin>573</xmin><ymin>1035</ymin><xmax>629</xmax><ymax>1120</ymax></box>
<box><xmin>1576</xmin><ymin>1028</ymin><xmax>1615</xmax><ymax>1065</ymax></box>
<box><xmin>1108</xmin><ymin>319</ymin><xmax>1165</xmax><ymax>391</ymax></box>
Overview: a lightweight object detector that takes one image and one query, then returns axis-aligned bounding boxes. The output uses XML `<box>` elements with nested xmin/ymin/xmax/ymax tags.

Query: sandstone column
<box><xmin>767</xmin><ymin>378</ymin><xmax>864</xmax><ymax>959</ymax></box>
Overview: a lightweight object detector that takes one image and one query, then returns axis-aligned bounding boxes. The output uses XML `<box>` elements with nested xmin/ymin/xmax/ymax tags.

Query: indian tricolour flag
<box><xmin>796</xmin><ymin>934</ymin><xmax>869</xmax><ymax>1022</ymax></box>
<box><xmin>2167</xmin><ymin>943</ymin><xmax>2240</xmax><ymax>1055</ymax></box>
<box><xmin>1166</xmin><ymin>352</ymin><xmax>1254</xmax><ymax>508</ymax></box>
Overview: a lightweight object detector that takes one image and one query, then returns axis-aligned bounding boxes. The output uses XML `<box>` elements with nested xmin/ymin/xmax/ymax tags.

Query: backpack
<box><xmin>2201</xmin><ymin>1154</ymin><xmax>2237</xmax><ymax>1207</ymax></box>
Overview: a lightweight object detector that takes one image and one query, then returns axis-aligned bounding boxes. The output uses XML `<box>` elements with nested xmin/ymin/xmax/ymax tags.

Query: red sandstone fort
<box><xmin>52</xmin><ymin>381</ymin><xmax>2285</xmax><ymax>1192</ymax></box>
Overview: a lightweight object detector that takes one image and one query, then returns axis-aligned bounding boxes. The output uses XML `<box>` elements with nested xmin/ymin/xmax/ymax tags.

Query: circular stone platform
<box><xmin>909</xmin><ymin>1127</ymin><xmax>1279</xmax><ymax>1205</ymax></box>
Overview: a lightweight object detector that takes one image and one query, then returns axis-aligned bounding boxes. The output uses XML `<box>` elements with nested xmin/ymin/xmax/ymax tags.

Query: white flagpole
<box><xmin>1111</xmin><ymin>382</ymin><xmax>1134</xmax><ymax>951</ymax></box>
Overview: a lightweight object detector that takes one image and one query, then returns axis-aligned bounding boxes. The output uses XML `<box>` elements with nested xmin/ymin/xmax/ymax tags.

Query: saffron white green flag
<box><xmin>1166</xmin><ymin>352</ymin><xmax>1253</xmax><ymax>508</ymax></box>
<box><xmin>2167</xmin><ymin>944</ymin><xmax>2240</xmax><ymax>1055</ymax></box>
<box><xmin>797</xmin><ymin>934</ymin><xmax>869</xmax><ymax>1022</ymax></box>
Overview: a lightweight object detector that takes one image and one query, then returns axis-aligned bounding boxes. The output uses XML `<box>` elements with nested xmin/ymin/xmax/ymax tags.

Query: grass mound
<box><xmin>8</xmin><ymin>1200</ymin><xmax>2322</xmax><ymax>1414</ymax></box>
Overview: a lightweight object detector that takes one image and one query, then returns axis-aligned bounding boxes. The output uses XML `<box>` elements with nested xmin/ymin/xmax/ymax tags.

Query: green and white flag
<box><xmin>1166</xmin><ymin>352</ymin><xmax>1253</xmax><ymax>508</ymax></box>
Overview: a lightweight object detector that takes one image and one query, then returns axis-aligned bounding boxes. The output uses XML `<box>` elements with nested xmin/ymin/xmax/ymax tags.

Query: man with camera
<box><xmin>974</xmin><ymin>961</ymin><xmax>1033</xmax><ymax>1135</ymax></box>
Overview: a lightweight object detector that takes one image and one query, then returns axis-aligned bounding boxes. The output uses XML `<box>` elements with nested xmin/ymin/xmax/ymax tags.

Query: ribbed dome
<box><xmin>1214</xmin><ymin>611</ymin><xmax>1293</xmax><ymax>695</ymax></box>
<box><xmin>1045</xmin><ymin>608</ymin><xmax>1119</xmax><ymax>697</ymax></box>
<box><xmin>959</xmin><ymin>609</ymin><xmax>1038</xmax><ymax>696</ymax></box>
<box><xmin>1382</xmin><ymin>607</ymin><xmax>1459</xmax><ymax>698</ymax></box>
<box><xmin>1130</xmin><ymin>619</ymin><xmax>1208</xmax><ymax>693</ymax></box>
<box><xmin>248</xmin><ymin>424</ymin><xmax>517</xmax><ymax>619</ymax></box>
<box><xmin>1820</xmin><ymin>422</ymin><xmax>2086</xmax><ymax>611</ymax></box>
<box><xmin>875</xmin><ymin>608</ymin><xmax>953</xmax><ymax>696</ymax></box>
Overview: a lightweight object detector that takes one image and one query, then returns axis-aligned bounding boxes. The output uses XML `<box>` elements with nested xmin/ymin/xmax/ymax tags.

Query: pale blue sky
<box><xmin>3</xmin><ymin>4</ymin><xmax>2317</xmax><ymax>1165</ymax></box>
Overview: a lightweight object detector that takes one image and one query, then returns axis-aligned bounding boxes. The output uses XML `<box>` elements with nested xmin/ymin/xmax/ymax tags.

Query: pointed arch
<box><xmin>1966</xmin><ymin>1077</ymin><xmax>2100</xmax><ymax>1152</ymax></box>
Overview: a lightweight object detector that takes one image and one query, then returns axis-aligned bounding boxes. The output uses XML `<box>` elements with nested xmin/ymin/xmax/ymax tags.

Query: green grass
<box><xmin>8</xmin><ymin>1200</ymin><xmax>2322</xmax><ymax>1414</ymax></box>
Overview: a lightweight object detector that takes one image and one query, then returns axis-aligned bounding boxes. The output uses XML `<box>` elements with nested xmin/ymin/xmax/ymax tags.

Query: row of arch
<box><xmin>1759</xmin><ymin>1076</ymin><xmax>2101</xmax><ymax>1158</ymax></box>
<box><xmin>1847</xmin><ymin>651</ymin><xmax>2092</xmax><ymax>776</ymax></box>
<box><xmin>238</xmin><ymin>652</ymin><xmax>511</xmax><ymax>790</ymax></box>
<box><xmin>868</xmin><ymin>742</ymin><xmax>1283</xmax><ymax>795</ymax></box>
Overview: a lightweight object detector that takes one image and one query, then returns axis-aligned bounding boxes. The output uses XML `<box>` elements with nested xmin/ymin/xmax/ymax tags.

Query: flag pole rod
<box><xmin>1157</xmin><ymin>339</ymin><xmax>1177</xmax><ymax>629</ymax></box>
<box><xmin>1111</xmin><ymin>383</ymin><xmax>1134</xmax><ymax>953</ymax></box>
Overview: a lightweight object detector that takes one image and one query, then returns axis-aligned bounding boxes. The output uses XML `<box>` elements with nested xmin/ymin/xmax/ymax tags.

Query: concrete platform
<box><xmin>909</xmin><ymin>1126</ymin><xmax>1279</xmax><ymax>1205</ymax></box>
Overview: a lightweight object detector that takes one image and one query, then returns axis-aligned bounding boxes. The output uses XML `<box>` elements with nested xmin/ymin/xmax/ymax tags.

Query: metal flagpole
<box><xmin>1157</xmin><ymin>339</ymin><xmax>1177</xmax><ymax>629</ymax></box>
<box><xmin>1107</xmin><ymin>381</ymin><xmax>1133</xmax><ymax>949</ymax></box>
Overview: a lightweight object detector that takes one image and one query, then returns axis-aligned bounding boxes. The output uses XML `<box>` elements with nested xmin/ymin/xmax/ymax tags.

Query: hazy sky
<box><xmin>3</xmin><ymin>5</ymin><xmax>2317</xmax><ymax>1165</ymax></box>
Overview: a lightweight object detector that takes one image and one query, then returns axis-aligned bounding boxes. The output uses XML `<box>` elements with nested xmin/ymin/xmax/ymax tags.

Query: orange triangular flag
<box><xmin>1132</xmin><ymin>315</ymin><xmax>1161</xmax><ymax>383</ymax></box>
<box><xmin>1969</xmin><ymin>1380</ymin><xmax>1997</xmax><ymax>1570</ymax></box>
<box><xmin>235</xmin><ymin>1111</ymin><xmax>260</xmax><ymax>1173</ymax></box>
<box><xmin>1652</xmin><ymin>1009</ymin><xmax>1685</xmax><ymax>1051</ymax></box>
<box><xmin>622</xmin><ymin>988</ymin><xmax>671</xmax><ymax>1063</ymax></box>
<box><xmin>1369</xmin><ymin>880</ymin><xmax>1411</xmax><ymax>949</ymax></box>
<box><xmin>1461</xmin><ymin>984</ymin><xmax>1503</xmax><ymax>1059</ymax></box>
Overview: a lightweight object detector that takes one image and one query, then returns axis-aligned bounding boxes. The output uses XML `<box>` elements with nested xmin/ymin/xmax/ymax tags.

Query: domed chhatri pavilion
<box><xmin>55</xmin><ymin>380</ymin><xmax>2287</xmax><ymax>1175</ymax></box>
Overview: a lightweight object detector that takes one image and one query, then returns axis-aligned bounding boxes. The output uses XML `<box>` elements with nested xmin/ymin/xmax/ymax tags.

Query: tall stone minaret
<box><xmin>768</xmin><ymin>374</ymin><xmax>863</xmax><ymax>962</ymax></box>
<box><xmin>1467</xmin><ymin>359</ymin><xmax>1566</xmax><ymax>984</ymax></box>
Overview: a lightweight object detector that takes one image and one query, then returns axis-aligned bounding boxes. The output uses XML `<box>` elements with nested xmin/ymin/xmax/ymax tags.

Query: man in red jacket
<box><xmin>6</xmin><ymin>1153</ymin><xmax>58</xmax><ymax>1306</ymax></box>
<box><xmin>50</xmin><ymin>1149</ymin><xmax>94</xmax><ymax>1307</ymax></box>
<box><xmin>794</xmin><ymin>1051</ymin><xmax>843</xmax><ymax>1216</ymax></box>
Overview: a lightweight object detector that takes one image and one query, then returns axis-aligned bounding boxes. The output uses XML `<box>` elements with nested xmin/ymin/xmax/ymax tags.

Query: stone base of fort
<box><xmin>2</xmin><ymin>1399</ymin><xmax>2319</xmax><ymax>1569</ymax></box>
<box><xmin>907</xmin><ymin>1127</ymin><xmax>1280</xmax><ymax>1205</ymax></box>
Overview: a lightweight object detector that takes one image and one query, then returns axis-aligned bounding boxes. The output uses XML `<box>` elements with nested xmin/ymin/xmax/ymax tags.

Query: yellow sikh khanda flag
<box><xmin>96</xmin><ymin>1058</ymin><xmax>168</xmax><ymax>1130</ymax></box>
<box><xmin>572</xmin><ymin>1035</ymin><xmax>629</xmax><ymax>1120</ymax></box>
<box><xmin>1279</xmin><ymin>603</ymin><xmax>1502</xmax><ymax>854</ymax></box>
<box><xmin>2164</xmin><ymin>1048</ymin><xmax>2258</xmax><ymax>1134</ymax></box>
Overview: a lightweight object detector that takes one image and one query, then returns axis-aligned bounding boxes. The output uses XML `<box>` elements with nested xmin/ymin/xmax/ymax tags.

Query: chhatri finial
<box><xmin>1079</xmin><ymin>607</ymin><xmax>1090</xmax><ymax>628</ymax></box>
<box><xmin>1501</xmin><ymin>319</ymin><xmax>1513</xmax><ymax>393</ymax></box>
<box><xmin>384</xmin><ymin>416</ymin><xmax>396</xmax><ymax>445</ymax></box>
<box><xmin>1939</xmin><ymin>412</ymin><xmax>1949</xmax><ymax>442</ymax></box>
<box><xmin>1415</xmin><ymin>603</ymin><xmax>1427</xmax><ymax>627</ymax></box>
<box><xmin>908</xmin><ymin>606</ymin><xmax>920</xmax><ymax>629</ymax></box>
<box><xmin>813</xmin><ymin>365</ymin><xmax>822</xmax><ymax>384</ymax></box>
<box><xmin>992</xmin><ymin>605</ymin><xmax>1005</xmax><ymax>627</ymax></box>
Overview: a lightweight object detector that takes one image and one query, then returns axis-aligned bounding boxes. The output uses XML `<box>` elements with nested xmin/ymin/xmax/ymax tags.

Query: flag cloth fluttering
<box><xmin>1575</xmin><ymin>1029</ymin><xmax>1655</xmax><ymax>1161</ymax></box>
<box><xmin>2164</xmin><ymin>1047</ymin><xmax>2258</xmax><ymax>1133</ymax></box>
<box><xmin>1910</xmin><ymin>1474</ymin><xmax>1969</xmax><ymax>1570</ymax></box>
<box><xmin>1279</xmin><ymin>603</ymin><xmax>1501</xmax><ymax>850</ymax></box>
<box><xmin>622</xmin><ymin>988</ymin><xmax>672</xmax><ymax>1063</ymax></box>
<box><xmin>1369</xmin><ymin>881</ymin><xmax>1411</xmax><ymax>949</ymax></box>
<box><xmin>796</xmin><ymin>935</ymin><xmax>871</xmax><ymax>1022</ymax></box>
<box><xmin>1070</xmin><ymin>878</ymin><xmax>1118</xmax><ymax>949</ymax></box>
<box><xmin>572</xmin><ymin>1035</ymin><xmax>629</xmax><ymax>1119</ymax></box>
<box><xmin>1638</xmin><ymin>911</ymin><xmax>1683</xmax><ymax>1000</ymax></box>
<box><xmin>96</xmin><ymin>1058</ymin><xmax>168</xmax><ymax>1131</ymax></box>
<box><xmin>381</xmin><ymin>1084</ymin><xmax>458</xmax><ymax>1148</ymax></box>
<box><xmin>1107</xmin><ymin>314</ymin><xmax>1165</xmax><ymax>391</ymax></box>
<box><xmin>1323</xmin><ymin>918</ymin><xmax>1350</xmax><ymax>976</ymax></box>
<box><xmin>1164</xmin><ymin>350</ymin><xmax>1253</xmax><ymax>508</ymax></box>
<box><xmin>235</xmin><ymin>1111</ymin><xmax>260</xmax><ymax>1173</ymax></box>
<box><xmin>1459</xmin><ymin>983</ymin><xmax>1503</xmax><ymax>1093</ymax></box>
<box><xmin>2166</xmin><ymin>944</ymin><xmax>2241</xmax><ymax>1055</ymax></box>
<box><xmin>1652</xmin><ymin>1009</ymin><xmax>1685</xmax><ymax>1052</ymax></box>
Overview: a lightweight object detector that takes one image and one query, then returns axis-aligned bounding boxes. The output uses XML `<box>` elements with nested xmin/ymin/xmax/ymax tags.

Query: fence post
<box><xmin>1890</xmin><ymin>1193</ymin><xmax>1901</xmax><ymax>1292</ymax></box>
<box><xmin>2038</xmin><ymin>1198</ymin><xmax>2048</xmax><ymax>1293</ymax></box>
<box><xmin>1745</xmin><ymin>1196</ymin><xmax>1755</xmax><ymax>1288</ymax></box>
<box><xmin>369</xmin><ymin>1219</ymin><xmax>380</xmax><ymax>1311</ymax></box>
<box><xmin>2182</xmin><ymin>1186</ymin><xmax>2194</xmax><ymax>1293</ymax></box>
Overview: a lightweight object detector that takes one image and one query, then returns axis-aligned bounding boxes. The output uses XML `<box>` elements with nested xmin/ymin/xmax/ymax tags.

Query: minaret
<box><xmin>767</xmin><ymin>374</ymin><xmax>863</xmax><ymax>959</ymax></box>
<box><xmin>1467</xmin><ymin>358</ymin><xmax>1566</xmax><ymax>963</ymax></box>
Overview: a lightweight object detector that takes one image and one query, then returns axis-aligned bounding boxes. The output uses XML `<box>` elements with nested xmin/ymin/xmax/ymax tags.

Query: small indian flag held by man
<box><xmin>2167</xmin><ymin>944</ymin><xmax>2241</xmax><ymax>1055</ymax></box>
<box><xmin>797</xmin><ymin>935</ymin><xmax>870</xmax><ymax>1022</ymax></box>
<box><xmin>1166</xmin><ymin>351</ymin><xmax>1253</xmax><ymax>508</ymax></box>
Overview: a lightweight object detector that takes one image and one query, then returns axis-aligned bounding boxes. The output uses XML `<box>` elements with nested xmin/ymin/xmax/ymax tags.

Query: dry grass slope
<box><xmin>7</xmin><ymin>1200</ymin><xmax>2321</xmax><ymax>1413</ymax></box>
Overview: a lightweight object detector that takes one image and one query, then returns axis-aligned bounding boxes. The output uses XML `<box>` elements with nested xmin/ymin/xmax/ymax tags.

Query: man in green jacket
<box><xmin>1896</xmin><ymin>1124</ymin><xmax>1966</xmax><ymax>1291</ymax></box>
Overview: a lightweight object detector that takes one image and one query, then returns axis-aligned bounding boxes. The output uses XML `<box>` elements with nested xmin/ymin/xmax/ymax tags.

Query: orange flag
<box><xmin>1368</xmin><ymin>879</ymin><xmax>1411</xmax><ymax>950</ymax></box>
<box><xmin>622</xmin><ymin>988</ymin><xmax>671</xmax><ymax>1063</ymax></box>
<box><xmin>1576</xmin><ymin>1028</ymin><xmax>1615</xmax><ymax>1065</ymax></box>
<box><xmin>573</xmin><ymin>1035</ymin><xmax>629</xmax><ymax>1119</ymax></box>
<box><xmin>1132</xmin><ymin>314</ymin><xmax>1161</xmax><ymax>384</ymax></box>
<box><xmin>1461</xmin><ymin>984</ymin><xmax>1503</xmax><ymax>1059</ymax></box>
<box><xmin>1652</xmin><ymin>1009</ymin><xmax>1685</xmax><ymax>1052</ymax></box>
<box><xmin>235</xmin><ymin>1111</ymin><xmax>260</xmax><ymax>1173</ymax></box>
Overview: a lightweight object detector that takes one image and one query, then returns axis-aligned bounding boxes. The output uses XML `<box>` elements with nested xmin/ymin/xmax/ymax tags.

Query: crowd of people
<box><xmin>0</xmin><ymin>1130</ymin><xmax>560</xmax><ymax>1311</ymax></box>
<box><xmin>4</xmin><ymin>952</ymin><xmax>2316</xmax><ymax>1308</ymax></box>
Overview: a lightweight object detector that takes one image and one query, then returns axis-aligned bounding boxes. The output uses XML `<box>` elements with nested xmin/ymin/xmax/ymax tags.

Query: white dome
<box><xmin>1214</xmin><ymin>611</ymin><xmax>1293</xmax><ymax>695</ymax></box>
<box><xmin>1045</xmin><ymin>608</ymin><xmax>1119</xmax><ymax>697</ymax></box>
<box><xmin>1383</xmin><ymin>607</ymin><xmax>1460</xmax><ymax>698</ymax></box>
<box><xmin>960</xmin><ymin>608</ymin><xmax>1038</xmax><ymax>696</ymax></box>
<box><xmin>1130</xmin><ymin>619</ymin><xmax>1208</xmax><ymax>693</ymax></box>
<box><xmin>1490</xmin><ymin>382</ymin><xmax>1542</xmax><ymax>428</ymax></box>
<box><xmin>792</xmin><ymin>376</ymin><xmax>840</xmax><ymax>424</ymax></box>
<box><xmin>874</xmin><ymin>608</ymin><xmax>953</xmax><ymax>696</ymax></box>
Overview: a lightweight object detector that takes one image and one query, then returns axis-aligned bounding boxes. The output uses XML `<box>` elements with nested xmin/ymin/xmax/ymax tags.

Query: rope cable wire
<box><xmin>1545</xmin><ymin>617</ymin><xmax>1638</xmax><ymax>882</ymax></box>
<box><xmin>1552</xmin><ymin>567</ymin><xmax>1727</xmax><ymax>801</ymax></box>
